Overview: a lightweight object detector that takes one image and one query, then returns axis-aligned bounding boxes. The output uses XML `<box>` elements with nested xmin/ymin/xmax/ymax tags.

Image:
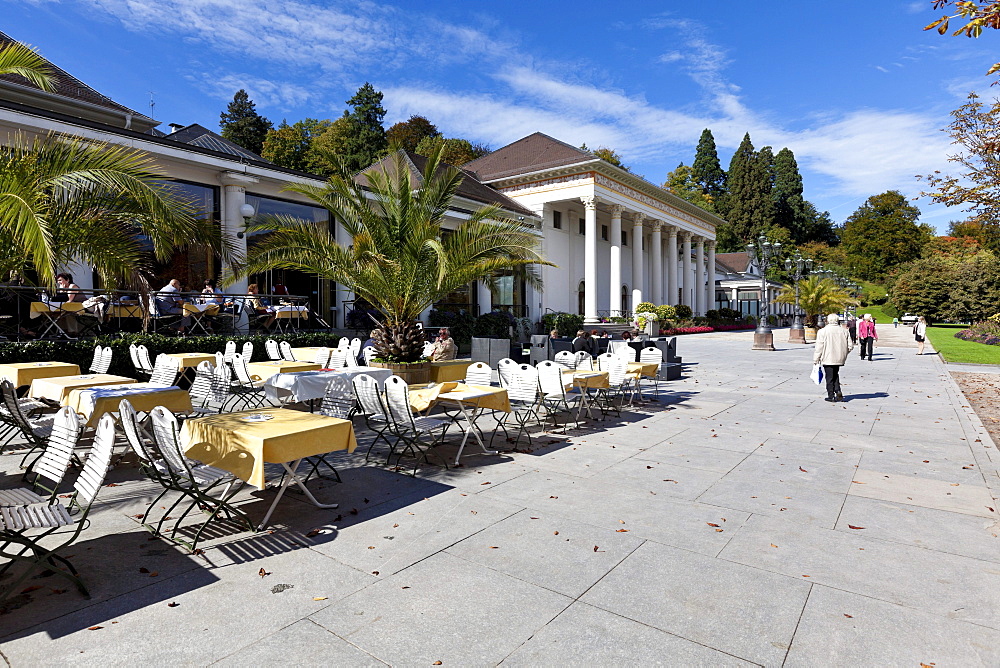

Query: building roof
<box><xmin>163</xmin><ymin>124</ymin><xmax>264</xmax><ymax>161</ymax></box>
<box><xmin>0</xmin><ymin>30</ymin><xmax>156</xmax><ymax>129</ymax></box>
<box><xmin>357</xmin><ymin>150</ymin><xmax>537</xmax><ymax>218</ymax></box>
<box><xmin>715</xmin><ymin>252</ymin><xmax>751</xmax><ymax>274</ymax></box>
<box><xmin>463</xmin><ymin>132</ymin><xmax>597</xmax><ymax>181</ymax></box>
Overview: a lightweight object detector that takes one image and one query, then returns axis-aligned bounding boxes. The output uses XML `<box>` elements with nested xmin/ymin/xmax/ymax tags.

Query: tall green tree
<box><xmin>235</xmin><ymin>147</ymin><xmax>550</xmax><ymax>362</ymax></box>
<box><xmin>387</xmin><ymin>115</ymin><xmax>439</xmax><ymax>152</ymax></box>
<box><xmin>338</xmin><ymin>83</ymin><xmax>388</xmax><ymax>173</ymax></box>
<box><xmin>719</xmin><ymin>133</ymin><xmax>775</xmax><ymax>249</ymax></box>
<box><xmin>890</xmin><ymin>255</ymin><xmax>959</xmax><ymax>323</ymax></box>
<box><xmin>219</xmin><ymin>90</ymin><xmax>272</xmax><ymax>156</ymax></box>
<box><xmin>0</xmin><ymin>40</ymin><xmax>55</xmax><ymax>91</ymax></box>
<box><xmin>260</xmin><ymin>118</ymin><xmax>334</xmax><ymax>174</ymax></box>
<box><xmin>841</xmin><ymin>190</ymin><xmax>929</xmax><ymax>281</ymax></box>
<box><xmin>663</xmin><ymin>163</ymin><xmax>715</xmax><ymax>212</ymax></box>
<box><xmin>947</xmin><ymin>251</ymin><xmax>1000</xmax><ymax>322</ymax></box>
<box><xmin>772</xmin><ymin>147</ymin><xmax>812</xmax><ymax>242</ymax></box>
<box><xmin>414</xmin><ymin>136</ymin><xmax>489</xmax><ymax>166</ymax></box>
<box><xmin>0</xmin><ymin>132</ymin><xmax>232</xmax><ymax>290</ymax></box>
<box><xmin>691</xmin><ymin>128</ymin><xmax>726</xmax><ymax>199</ymax></box>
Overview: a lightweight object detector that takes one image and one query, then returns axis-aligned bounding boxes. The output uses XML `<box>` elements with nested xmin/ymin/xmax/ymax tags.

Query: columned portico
<box><xmin>650</xmin><ymin>221</ymin><xmax>662</xmax><ymax>305</ymax></box>
<box><xmin>681</xmin><ymin>231</ymin><xmax>692</xmax><ymax>308</ymax></box>
<box><xmin>609</xmin><ymin>204</ymin><xmax>623</xmax><ymax>316</ymax></box>
<box><xmin>706</xmin><ymin>242</ymin><xmax>716</xmax><ymax>314</ymax></box>
<box><xmin>695</xmin><ymin>237</ymin><xmax>705</xmax><ymax>316</ymax></box>
<box><xmin>631</xmin><ymin>214</ymin><xmax>645</xmax><ymax>307</ymax></box>
<box><xmin>582</xmin><ymin>196</ymin><xmax>599</xmax><ymax>324</ymax></box>
<box><xmin>666</xmin><ymin>227</ymin><xmax>678</xmax><ymax>306</ymax></box>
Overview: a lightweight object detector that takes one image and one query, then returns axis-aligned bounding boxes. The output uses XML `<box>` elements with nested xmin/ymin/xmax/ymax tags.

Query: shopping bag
<box><xmin>810</xmin><ymin>364</ymin><xmax>823</xmax><ymax>386</ymax></box>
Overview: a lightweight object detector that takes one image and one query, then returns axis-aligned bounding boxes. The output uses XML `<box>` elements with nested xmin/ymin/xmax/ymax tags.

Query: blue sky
<box><xmin>5</xmin><ymin>0</ymin><xmax>997</xmax><ymax>233</ymax></box>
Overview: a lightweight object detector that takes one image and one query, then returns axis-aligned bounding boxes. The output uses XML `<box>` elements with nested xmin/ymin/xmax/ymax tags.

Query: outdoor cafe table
<box><xmin>272</xmin><ymin>306</ymin><xmax>308</xmax><ymax>333</ymax></box>
<box><xmin>429</xmin><ymin>360</ymin><xmax>474</xmax><ymax>383</ymax></box>
<box><xmin>246</xmin><ymin>360</ymin><xmax>321</xmax><ymax>381</ymax></box>
<box><xmin>107</xmin><ymin>303</ymin><xmax>144</xmax><ymax>319</ymax></box>
<box><xmin>0</xmin><ymin>362</ymin><xmax>81</xmax><ymax>388</ymax></box>
<box><xmin>29</xmin><ymin>374</ymin><xmax>135</xmax><ymax>403</ymax></box>
<box><xmin>409</xmin><ymin>381</ymin><xmax>511</xmax><ymax>465</ymax></box>
<box><xmin>29</xmin><ymin>301</ymin><xmax>85</xmax><ymax>338</ymax></box>
<box><xmin>66</xmin><ymin>384</ymin><xmax>192</xmax><ymax>427</ymax></box>
<box><xmin>182</xmin><ymin>303</ymin><xmax>219</xmax><ymax>335</ymax></box>
<box><xmin>264</xmin><ymin>366</ymin><xmax>392</xmax><ymax>404</ymax></box>
<box><xmin>181</xmin><ymin>407</ymin><xmax>357</xmax><ymax>530</ymax></box>
<box><xmin>562</xmin><ymin>370</ymin><xmax>609</xmax><ymax>421</ymax></box>
<box><xmin>627</xmin><ymin>361</ymin><xmax>660</xmax><ymax>400</ymax></box>
<box><xmin>290</xmin><ymin>347</ymin><xmax>328</xmax><ymax>363</ymax></box>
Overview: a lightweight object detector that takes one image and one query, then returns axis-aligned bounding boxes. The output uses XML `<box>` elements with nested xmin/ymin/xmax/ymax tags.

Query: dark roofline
<box><xmin>0</xmin><ymin>98</ymin><xmax>326</xmax><ymax>182</ymax></box>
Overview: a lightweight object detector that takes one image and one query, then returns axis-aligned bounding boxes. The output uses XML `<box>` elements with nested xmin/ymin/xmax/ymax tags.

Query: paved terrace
<box><xmin>2</xmin><ymin>326</ymin><xmax>999</xmax><ymax>666</ymax></box>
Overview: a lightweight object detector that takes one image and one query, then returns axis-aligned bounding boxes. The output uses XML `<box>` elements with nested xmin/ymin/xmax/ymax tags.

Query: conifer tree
<box><xmin>720</xmin><ymin>133</ymin><xmax>774</xmax><ymax>247</ymax></box>
<box><xmin>339</xmin><ymin>83</ymin><xmax>388</xmax><ymax>173</ymax></box>
<box><xmin>691</xmin><ymin>128</ymin><xmax>726</xmax><ymax>199</ymax></box>
<box><xmin>219</xmin><ymin>90</ymin><xmax>272</xmax><ymax>156</ymax></box>
<box><xmin>772</xmin><ymin>148</ymin><xmax>812</xmax><ymax>243</ymax></box>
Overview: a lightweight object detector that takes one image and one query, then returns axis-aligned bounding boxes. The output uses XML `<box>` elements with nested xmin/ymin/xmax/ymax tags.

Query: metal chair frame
<box><xmin>0</xmin><ymin>407</ymin><xmax>80</xmax><ymax>506</ymax></box>
<box><xmin>491</xmin><ymin>364</ymin><xmax>541</xmax><ymax>449</ymax></box>
<box><xmin>382</xmin><ymin>376</ymin><xmax>450</xmax><ymax>475</ymax></box>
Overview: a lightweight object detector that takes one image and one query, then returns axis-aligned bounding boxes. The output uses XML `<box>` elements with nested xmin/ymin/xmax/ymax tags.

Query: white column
<box><xmin>582</xmin><ymin>196</ymin><xmax>599</xmax><ymax>324</ymax></box>
<box><xmin>220</xmin><ymin>172</ymin><xmax>258</xmax><ymax>296</ymax></box>
<box><xmin>477</xmin><ymin>280</ymin><xmax>493</xmax><ymax>315</ymax></box>
<box><xmin>650</xmin><ymin>221</ymin><xmax>663</xmax><ymax>305</ymax></box>
<box><xmin>695</xmin><ymin>237</ymin><xmax>705</xmax><ymax>316</ymax></box>
<box><xmin>666</xmin><ymin>227</ymin><xmax>678</xmax><ymax>306</ymax></box>
<box><xmin>681</xmin><ymin>231</ymin><xmax>692</xmax><ymax>308</ymax></box>
<box><xmin>631</xmin><ymin>214</ymin><xmax>645</xmax><ymax>308</ymax></box>
<box><xmin>706</xmin><ymin>242</ymin><xmax>716</xmax><ymax>313</ymax></box>
<box><xmin>609</xmin><ymin>204</ymin><xmax>623</xmax><ymax>316</ymax></box>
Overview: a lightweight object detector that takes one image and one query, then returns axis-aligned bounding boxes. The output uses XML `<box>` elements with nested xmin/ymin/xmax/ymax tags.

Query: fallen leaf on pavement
<box><xmin>799</xmin><ymin>466</ymin><xmax>808</xmax><ymax>472</ymax></box>
<box><xmin>88</xmin><ymin>626</ymin><xmax>103</xmax><ymax>631</ymax></box>
<box><xmin>168</xmin><ymin>602</ymin><xmax>179</xmax><ymax>607</ymax></box>
<box><xmin>313</xmin><ymin>597</ymin><xmax>328</xmax><ymax>601</ymax></box>
<box><xmin>848</xmin><ymin>525</ymin><xmax>865</xmax><ymax>530</ymax></box>
<box><xmin>707</xmin><ymin>523</ymin><xmax>720</xmax><ymax>527</ymax></box>
<box><xmin>138</xmin><ymin>567</ymin><xmax>149</xmax><ymax>573</ymax></box>
<box><xmin>770</xmin><ymin>544</ymin><xmax>778</xmax><ymax>548</ymax></box>
<box><xmin>843</xmin><ymin>613</ymin><xmax>853</xmax><ymax>618</ymax></box>
<box><xmin>259</xmin><ymin>568</ymin><xmax>270</xmax><ymax>578</ymax></box>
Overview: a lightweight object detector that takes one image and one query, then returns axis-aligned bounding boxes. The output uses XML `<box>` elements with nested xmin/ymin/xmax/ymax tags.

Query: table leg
<box><xmin>258</xmin><ymin>458</ymin><xmax>338</xmax><ymax>531</ymax></box>
<box><xmin>451</xmin><ymin>401</ymin><xmax>497</xmax><ymax>465</ymax></box>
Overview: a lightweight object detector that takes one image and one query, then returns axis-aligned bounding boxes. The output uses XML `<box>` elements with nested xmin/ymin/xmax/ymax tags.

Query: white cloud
<box><xmin>190</xmin><ymin>72</ymin><xmax>318</xmax><ymax>110</ymax></box>
<box><xmin>876</xmin><ymin>65</ymin><xmax>890</xmax><ymax>73</ymax></box>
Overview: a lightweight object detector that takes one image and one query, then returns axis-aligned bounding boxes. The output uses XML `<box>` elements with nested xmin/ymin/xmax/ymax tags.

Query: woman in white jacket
<box><xmin>814</xmin><ymin>313</ymin><xmax>853</xmax><ymax>402</ymax></box>
<box><xmin>914</xmin><ymin>316</ymin><xmax>928</xmax><ymax>355</ymax></box>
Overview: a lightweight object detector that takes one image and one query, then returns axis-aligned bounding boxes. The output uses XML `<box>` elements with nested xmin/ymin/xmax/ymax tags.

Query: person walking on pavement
<box><xmin>914</xmin><ymin>316</ymin><xmax>928</xmax><ymax>355</ymax></box>
<box><xmin>892</xmin><ymin>316</ymin><xmax>899</xmax><ymax>329</ymax></box>
<box><xmin>814</xmin><ymin>313</ymin><xmax>853</xmax><ymax>402</ymax></box>
<box><xmin>858</xmin><ymin>313</ymin><xmax>878</xmax><ymax>360</ymax></box>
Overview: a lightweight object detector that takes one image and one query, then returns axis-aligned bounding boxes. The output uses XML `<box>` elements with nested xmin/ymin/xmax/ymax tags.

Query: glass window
<box><xmin>622</xmin><ymin>230</ymin><xmax>628</xmax><ymax>246</ymax></box>
<box><xmin>601</xmin><ymin>225</ymin><xmax>608</xmax><ymax>241</ymax></box>
<box><xmin>578</xmin><ymin>218</ymin><xmax>585</xmax><ymax>235</ymax></box>
<box><xmin>149</xmin><ymin>180</ymin><xmax>219</xmax><ymax>290</ymax></box>
<box><xmin>552</xmin><ymin>210</ymin><xmax>562</xmax><ymax>229</ymax></box>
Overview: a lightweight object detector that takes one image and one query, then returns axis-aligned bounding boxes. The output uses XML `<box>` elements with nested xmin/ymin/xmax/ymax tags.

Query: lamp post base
<box><xmin>752</xmin><ymin>328</ymin><xmax>775</xmax><ymax>351</ymax></box>
<box><xmin>788</xmin><ymin>327</ymin><xmax>806</xmax><ymax>344</ymax></box>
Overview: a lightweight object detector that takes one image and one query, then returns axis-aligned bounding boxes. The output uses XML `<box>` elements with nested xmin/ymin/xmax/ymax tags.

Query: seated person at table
<box><xmin>49</xmin><ymin>272</ymin><xmax>86</xmax><ymax>334</ymax></box>
<box><xmin>549</xmin><ymin>329</ymin><xmax>560</xmax><ymax>340</ymax></box>
<box><xmin>572</xmin><ymin>330</ymin><xmax>591</xmax><ymax>354</ymax></box>
<box><xmin>247</xmin><ymin>283</ymin><xmax>276</xmax><ymax>330</ymax></box>
<box><xmin>155</xmin><ymin>278</ymin><xmax>191</xmax><ymax>334</ymax></box>
<box><xmin>359</xmin><ymin>334</ymin><xmax>376</xmax><ymax>365</ymax></box>
<box><xmin>200</xmin><ymin>279</ymin><xmax>225</xmax><ymax>305</ymax></box>
<box><xmin>429</xmin><ymin>327</ymin><xmax>456</xmax><ymax>361</ymax></box>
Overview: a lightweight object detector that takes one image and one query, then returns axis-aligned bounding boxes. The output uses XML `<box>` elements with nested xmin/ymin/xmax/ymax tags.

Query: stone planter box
<box><xmin>371</xmin><ymin>360</ymin><xmax>431</xmax><ymax>385</ymax></box>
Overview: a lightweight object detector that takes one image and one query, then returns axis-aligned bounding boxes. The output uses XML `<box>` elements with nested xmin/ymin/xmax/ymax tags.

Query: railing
<box><xmin>0</xmin><ymin>285</ymin><xmax>321</xmax><ymax>340</ymax></box>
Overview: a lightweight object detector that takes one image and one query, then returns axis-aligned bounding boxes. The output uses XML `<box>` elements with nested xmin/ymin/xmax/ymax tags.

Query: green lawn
<box><xmin>862</xmin><ymin>305</ymin><xmax>892</xmax><ymax>324</ymax></box>
<box><xmin>925</xmin><ymin>324</ymin><xmax>1000</xmax><ymax>364</ymax></box>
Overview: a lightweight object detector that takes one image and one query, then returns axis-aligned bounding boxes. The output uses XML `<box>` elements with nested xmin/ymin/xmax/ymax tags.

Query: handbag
<box><xmin>810</xmin><ymin>364</ymin><xmax>824</xmax><ymax>386</ymax></box>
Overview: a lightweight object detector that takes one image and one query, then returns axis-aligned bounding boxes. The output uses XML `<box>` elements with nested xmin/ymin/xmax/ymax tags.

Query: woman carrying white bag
<box><xmin>813</xmin><ymin>313</ymin><xmax>853</xmax><ymax>403</ymax></box>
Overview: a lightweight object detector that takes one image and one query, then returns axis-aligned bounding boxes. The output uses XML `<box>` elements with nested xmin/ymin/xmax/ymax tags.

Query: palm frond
<box><xmin>0</xmin><ymin>41</ymin><xmax>55</xmax><ymax>92</ymax></box>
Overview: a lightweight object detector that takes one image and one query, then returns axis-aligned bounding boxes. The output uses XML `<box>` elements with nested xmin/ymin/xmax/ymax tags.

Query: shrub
<box><xmin>881</xmin><ymin>303</ymin><xmax>900</xmax><ymax>319</ymax></box>
<box><xmin>718</xmin><ymin>307</ymin><xmax>742</xmax><ymax>321</ymax></box>
<box><xmin>705</xmin><ymin>309</ymin><xmax>719</xmax><ymax>321</ymax></box>
<box><xmin>654</xmin><ymin>304</ymin><xmax>676</xmax><ymax>321</ymax></box>
<box><xmin>429</xmin><ymin>309</ymin><xmax>475</xmax><ymax>345</ymax></box>
<box><xmin>541</xmin><ymin>311</ymin><xmax>584</xmax><ymax>337</ymax></box>
<box><xmin>473</xmin><ymin>311</ymin><xmax>513</xmax><ymax>339</ymax></box>
<box><xmin>673</xmin><ymin>304</ymin><xmax>693</xmax><ymax>319</ymax></box>
<box><xmin>635</xmin><ymin>302</ymin><xmax>656</xmax><ymax>315</ymax></box>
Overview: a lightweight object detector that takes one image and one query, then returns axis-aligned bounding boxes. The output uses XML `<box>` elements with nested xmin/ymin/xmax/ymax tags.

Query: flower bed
<box><xmin>660</xmin><ymin>326</ymin><xmax>714</xmax><ymax>335</ymax></box>
<box><xmin>955</xmin><ymin>321</ymin><xmax>1000</xmax><ymax>346</ymax></box>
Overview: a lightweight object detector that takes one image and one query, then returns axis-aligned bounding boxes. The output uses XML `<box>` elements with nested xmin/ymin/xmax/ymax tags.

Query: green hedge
<box><xmin>0</xmin><ymin>333</ymin><xmax>347</xmax><ymax>378</ymax></box>
<box><xmin>541</xmin><ymin>312</ymin><xmax>584</xmax><ymax>337</ymax></box>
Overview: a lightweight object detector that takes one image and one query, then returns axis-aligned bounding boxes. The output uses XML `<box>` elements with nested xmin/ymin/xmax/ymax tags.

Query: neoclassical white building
<box><xmin>464</xmin><ymin>134</ymin><xmax>724</xmax><ymax>322</ymax></box>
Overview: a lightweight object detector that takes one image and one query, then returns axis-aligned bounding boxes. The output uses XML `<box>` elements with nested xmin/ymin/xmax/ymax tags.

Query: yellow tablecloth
<box><xmin>107</xmin><ymin>304</ymin><xmax>144</xmax><ymax>318</ymax></box>
<box><xmin>563</xmin><ymin>370</ymin><xmax>610</xmax><ymax>390</ymax></box>
<box><xmin>182</xmin><ymin>303</ymin><xmax>220</xmax><ymax>317</ymax></box>
<box><xmin>29</xmin><ymin>301</ymin><xmax>84</xmax><ymax>318</ymax></box>
<box><xmin>409</xmin><ymin>382</ymin><xmax>511</xmax><ymax>413</ymax></box>
<box><xmin>165</xmin><ymin>352</ymin><xmax>218</xmax><ymax>368</ymax></box>
<box><xmin>67</xmin><ymin>385</ymin><xmax>192</xmax><ymax>427</ymax></box>
<box><xmin>0</xmin><ymin>362</ymin><xmax>81</xmax><ymax>387</ymax></box>
<box><xmin>290</xmin><ymin>347</ymin><xmax>329</xmax><ymax>362</ymax></box>
<box><xmin>627</xmin><ymin>362</ymin><xmax>659</xmax><ymax>379</ymax></box>
<box><xmin>429</xmin><ymin>360</ymin><xmax>474</xmax><ymax>382</ymax></box>
<box><xmin>29</xmin><ymin>374</ymin><xmax>135</xmax><ymax>402</ymax></box>
<box><xmin>274</xmin><ymin>307</ymin><xmax>308</xmax><ymax>319</ymax></box>
<box><xmin>246</xmin><ymin>360</ymin><xmax>322</xmax><ymax>380</ymax></box>
<box><xmin>181</xmin><ymin>407</ymin><xmax>357</xmax><ymax>489</ymax></box>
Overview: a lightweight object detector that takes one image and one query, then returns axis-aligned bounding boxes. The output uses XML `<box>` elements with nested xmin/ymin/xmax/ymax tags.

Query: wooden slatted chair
<box><xmin>278</xmin><ymin>341</ymin><xmax>295</xmax><ymax>361</ymax></box>
<box><xmin>0</xmin><ymin>407</ymin><xmax>80</xmax><ymax>506</ymax></box>
<box><xmin>1</xmin><ymin>379</ymin><xmax>57</xmax><ymax>465</ymax></box>
<box><xmin>148</xmin><ymin>354</ymin><xmax>180</xmax><ymax>387</ymax></box>
<box><xmin>0</xmin><ymin>413</ymin><xmax>115</xmax><ymax>601</ymax></box>
<box><xmin>536</xmin><ymin>360</ymin><xmax>579</xmax><ymax>432</ymax></box>
<box><xmin>382</xmin><ymin>376</ymin><xmax>450</xmax><ymax>475</ymax></box>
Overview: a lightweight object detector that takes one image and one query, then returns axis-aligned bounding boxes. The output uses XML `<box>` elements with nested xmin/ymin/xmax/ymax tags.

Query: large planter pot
<box><xmin>371</xmin><ymin>360</ymin><xmax>431</xmax><ymax>385</ymax></box>
<box><xmin>804</xmin><ymin>326</ymin><xmax>817</xmax><ymax>342</ymax></box>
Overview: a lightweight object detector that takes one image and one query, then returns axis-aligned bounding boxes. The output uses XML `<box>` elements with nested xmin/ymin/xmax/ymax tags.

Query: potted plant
<box><xmin>234</xmin><ymin>147</ymin><xmax>551</xmax><ymax>384</ymax></box>
<box><xmin>774</xmin><ymin>276</ymin><xmax>857</xmax><ymax>343</ymax></box>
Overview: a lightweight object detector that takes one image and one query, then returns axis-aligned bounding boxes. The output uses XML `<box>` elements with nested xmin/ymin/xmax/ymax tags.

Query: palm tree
<box><xmin>237</xmin><ymin>148</ymin><xmax>552</xmax><ymax>362</ymax></box>
<box><xmin>0</xmin><ymin>40</ymin><xmax>55</xmax><ymax>91</ymax></box>
<box><xmin>774</xmin><ymin>275</ymin><xmax>857</xmax><ymax>327</ymax></box>
<box><xmin>0</xmin><ymin>132</ymin><xmax>236</xmax><ymax>290</ymax></box>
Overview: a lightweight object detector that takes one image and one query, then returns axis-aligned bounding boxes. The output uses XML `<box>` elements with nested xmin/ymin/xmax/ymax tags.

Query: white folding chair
<box><xmin>0</xmin><ymin>407</ymin><xmax>80</xmax><ymax>506</ymax></box>
<box><xmin>464</xmin><ymin>362</ymin><xmax>493</xmax><ymax>386</ymax></box>
<box><xmin>88</xmin><ymin>345</ymin><xmax>104</xmax><ymax>374</ymax></box>
<box><xmin>279</xmin><ymin>341</ymin><xmax>295</xmax><ymax>361</ymax></box>
<box><xmin>382</xmin><ymin>376</ymin><xmax>450</xmax><ymax>475</ymax></box>
<box><xmin>492</xmin><ymin>364</ymin><xmax>541</xmax><ymax>449</ymax></box>
<box><xmin>265</xmin><ymin>339</ymin><xmax>281</xmax><ymax>360</ymax></box>
<box><xmin>135</xmin><ymin>344</ymin><xmax>154</xmax><ymax>379</ymax></box>
<box><xmin>337</xmin><ymin>337</ymin><xmax>351</xmax><ymax>350</ymax></box>
<box><xmin>596</xmin><ymin>356</ymin><xmax>635</xmax><ymax>417</ymax></box>
<box><xmin>241</xmin><ymin>341</ymin><xmax>254</xmax><ymax>360</ymax></box>
<box><xmin>614</xmin><ymin>345</ymin><xmax>638</xmax><ymax>363</ymax></box>
<box><xmin>497</xmin><ymin>358</ymin><xmax>519</xmax><ymax>388</ymax></box>
<box><xmin>149</xmin><ymin>354</ymin><xmax>180</xmax><ymax>387</ymax></box>
<box><xmin>553</xmin><ymin>350</ymin><xmax>576</xmax><ymax>371</ymax></box>
<box><xmin>596</xmin><ymin>352</ymin><xmax>617</xmax><ymax>372</ymax></box>
<box><xmin>352</xmin><ymin>373</ymin><xmax>397</xmax><ymax>463</ymax></box>
<box><xmin>637</xmin><ymin>346</ymin><xmax>664</xmax><ymax>399</ymax></box>
<box><xmin>536</xmin><ymin>360</ymin><xmax>579</xmax><ymax>432</ymax></box>
<box><xmin>574</xmin><ymin>351</ymin><xmax>594</xmax><ymax>370</ymax></box>
<box><xmin>328</xmin><ymin>348</ymin><xmax>349</xmax><ymax>368</ymax></box>
<box><xmin>223</xmin><ymin>340</ymin><xmax>237</xmax><ymax>365</ymax></box>
<box><xmin>313</xmin><ymin>347</ymin><xmax>332</xmax><ymax>367</ymax></box>
<box><xmin>362</xmin><ymin>346</ymin><xmax>378</xmax><ymax>366</ymax></box>
<box><xmin>350</xmin><ymin>338</ymin><xmax>362</xmax><ymax>358</ymax></box>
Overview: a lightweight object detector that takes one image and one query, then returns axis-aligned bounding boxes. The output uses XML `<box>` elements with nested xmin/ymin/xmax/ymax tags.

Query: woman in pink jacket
<box><xmin>858</xmin><ymin>313</ymin><xmax>877</xmax><ymax>361</ymax></box>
